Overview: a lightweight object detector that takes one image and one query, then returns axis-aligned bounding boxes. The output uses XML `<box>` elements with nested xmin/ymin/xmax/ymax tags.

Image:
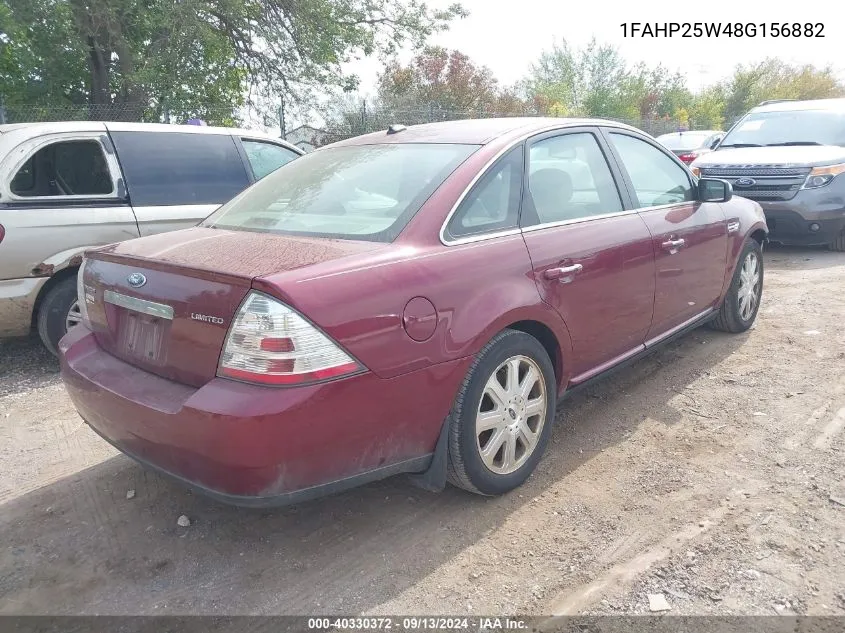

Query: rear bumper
<box><xmin>59</xmin><ymin>326</ymin><xmax>469</xmax><ymax>506</ymax></box>
<box><xmin>0</xmin><ymin>277</ymin><xmax>49</xmax><ymax>337</ymax></box>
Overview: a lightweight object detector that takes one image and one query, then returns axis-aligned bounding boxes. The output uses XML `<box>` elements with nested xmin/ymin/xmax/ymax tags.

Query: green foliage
<box><xmin>0</xmin><ymin>0</ymin><xmax>465</xmax><ymax>121</ymax></box>
<box><xmin>521</xmin><ymin>39</ymin><xmax>845</xmax><ymax>130</ymax></box>
<box><xmin>377</xmin><ymin>46</ymin><xmax>520</xmax><ymax>114</ymax></box>
<box><xmin>719</xmin><ymin>58</ymin><xmax>845</xmax><ymax>121</ymax></box>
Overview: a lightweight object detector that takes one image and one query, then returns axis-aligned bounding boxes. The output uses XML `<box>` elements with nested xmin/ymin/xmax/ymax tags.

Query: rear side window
<box><xmin>110</xmin><ymin>132</ymin><xmax>249</xmax><ymax>206</ymax></box>
<box><xmin>10</xmin><ymin>140</ymin><xmax>113</xmax><ymax>197</ymax></box>
<box><xmin>446</xmin><ymin>146</ymin><xmax>524</xmax><ymax>239</ymax></box>
<box><xmin>242</xmin><ymin>140</ymin><xmax>299</xmax><ymax>180</ymax></box>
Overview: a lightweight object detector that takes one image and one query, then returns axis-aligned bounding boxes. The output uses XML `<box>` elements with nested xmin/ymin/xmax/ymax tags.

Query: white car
<box><xmin>0</xmin><ymin>121</ymin><xmax>302</xmax><ymax>354</ymax></box>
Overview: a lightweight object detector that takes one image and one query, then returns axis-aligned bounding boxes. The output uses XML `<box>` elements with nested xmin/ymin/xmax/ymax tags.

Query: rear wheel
<box><xmin>709</xmin><ymin>239</ymin><xmax>763</xmax><ymax>333</ymax></box>
<box><xmin>37</xmin><ymin>276</ymin><xmax>81</xmax><ymax>357</ymax></box>
<box><xmin>446</xmin><ymin>329</ymin><xmax>556</xmax><ymax>496</ymax></box>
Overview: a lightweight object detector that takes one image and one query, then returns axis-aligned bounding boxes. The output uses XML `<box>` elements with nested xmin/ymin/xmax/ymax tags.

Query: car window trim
<box><xmin>2</xmin><ymin>132</ymin><xmax>123</xmax><ymax>203</ymax></box>
<box><xmin>438</xmin><ymin>121</ymin><xmax>675</xmax><ymax>247</ymax></box>
<box><xmin>520</xmin><ymin>126</ymin><xmax>629</xmax><ymax>230</ymax></box>
<box><xmin>598</xmin><ymin>127</ymin><xmax>697</xmax><ymax>211</ymax></box>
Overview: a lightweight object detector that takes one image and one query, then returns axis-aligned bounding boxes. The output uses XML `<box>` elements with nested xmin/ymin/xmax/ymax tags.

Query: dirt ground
<box><xmin>1</xmin><ymin>245</ymin><xmax>843</xmax><ymax>617</ymax></box>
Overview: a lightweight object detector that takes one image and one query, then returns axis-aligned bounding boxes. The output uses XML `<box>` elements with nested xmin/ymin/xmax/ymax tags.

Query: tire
<box><xmin>446</xmin><ymin>329</ymin><xmax>556</xmax><ymax>496</ymax></box>
<box><xmin>709</xmin><ymin>239</ymin><xmax>764</xmax><ymax>333</ymax></box>
<box><xmin>829</xmin><ymin>231</ymin><xmax>845</xmax><ymax>252</ymax></box>
<box><xmin>37</xmin><ymin>276</ymin><xmax>82</xmax><ymax>357</ymax></box>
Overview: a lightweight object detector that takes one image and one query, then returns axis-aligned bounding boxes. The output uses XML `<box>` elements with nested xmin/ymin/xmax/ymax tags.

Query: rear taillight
<box><xmin>75</xmin><ymin>258</ymin><xmax>93</xmax><ymax>328</ymax></box>
<box><xmin>0</xmin><ymin>223</ymin><xmax>5</xmax><ymax>244</ymax></box>
<box><xmin>678</xmin><ymin>152</ymin><xmax>698</xmax><ymax>164</ymax></box>
<box><xmin>218</xmin><ymin>291</ymin><xmax>362</xmax><ymax>386</ymax></box>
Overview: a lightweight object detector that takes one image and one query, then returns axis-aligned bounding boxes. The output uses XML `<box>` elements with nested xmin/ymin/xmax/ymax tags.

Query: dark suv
<box><xmin>691</xmin><ymin>98</ymin><xmax>845</xmax><ymax>251</ymax></box>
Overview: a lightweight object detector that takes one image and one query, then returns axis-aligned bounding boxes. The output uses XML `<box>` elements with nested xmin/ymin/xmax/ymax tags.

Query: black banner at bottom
<box><xmin>1</xmin><ymin>616</ymin><xmax>843</xmax><ymax>633</ymax></box>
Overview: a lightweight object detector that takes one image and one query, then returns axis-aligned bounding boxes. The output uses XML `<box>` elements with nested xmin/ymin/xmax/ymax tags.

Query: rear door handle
<box><xmin>544</xmin><ymin>263</ymin><xmax>583</xmax><ymax>281</ymax></box>
<box><xmin>661</xmin><ymin>238</ymin><xmax>686</xmax><ymax>251</ymax></box>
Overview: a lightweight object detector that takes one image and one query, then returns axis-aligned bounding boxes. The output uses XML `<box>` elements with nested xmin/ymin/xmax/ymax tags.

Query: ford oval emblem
<box><xmin>734</xmin><ymin>177</ymin><xmax>756</xmax><ymax>187</ymax></box>
<box><xmin>127</xmin><ymin>273</ymin><xmax>147</xmax><ymax>288</ymax></box>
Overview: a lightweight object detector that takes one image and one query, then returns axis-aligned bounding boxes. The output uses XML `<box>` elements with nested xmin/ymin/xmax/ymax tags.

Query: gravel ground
<box><xmin>0</xmin><ymin>245</ymin><xmax>843</xmax><ymax>616</ymax></box>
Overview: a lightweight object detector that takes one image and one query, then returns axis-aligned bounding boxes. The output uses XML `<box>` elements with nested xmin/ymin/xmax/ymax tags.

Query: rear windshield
<box><xmin>657</xmin><ymin>132</ymin><xmax>711</xmax><ymax>151</ymax></box>
<box><xmin>720</xmin><ymin>109</ymin><xmax>845</xmax><ymax>147</ymax></box>
<box><xmin>202</xmin><ymin>143</ymin><xmax>478</xmax><ymax>242</ymax></box>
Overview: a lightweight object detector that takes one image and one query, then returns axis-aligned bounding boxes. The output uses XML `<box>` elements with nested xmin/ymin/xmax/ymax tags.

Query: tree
<box><xmin>522</xmin><ymin>38</ymin><xmax>686</xmax><ymax>120</ymax></box>
<box><xmin>378</xmin><ymin>46</ymin><xmax>505</xmax><ymax>114</ymax></box>
<box><xmin>688</xmin><ymin>85</ymin><xmax>726</xmax><ymax>129</ymax></box>
<box><xmin>720</xmin><ymin>58</ymin><xmax>845</xmax><ymax>122</ymax></box>
<box><xmin>522</xmin><ymin>39</ymin><xmax>584</xmax><ymax>115</ymax></box>
<box><xmin>0</xmin><ymin>0</ymin><xmax>465</xmax><ymax>121</ymax></box>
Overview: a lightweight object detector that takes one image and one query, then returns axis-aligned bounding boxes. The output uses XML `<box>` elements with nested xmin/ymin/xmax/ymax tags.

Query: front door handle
<box><xmin>544</xmin><ymin>263</ymin><xmax>583</xmax><ymax>281</ymax></box>
<box><xmin>661</xmin><ymin>238</ymin><xmax>686</xmax><ymax>251</ymax></box>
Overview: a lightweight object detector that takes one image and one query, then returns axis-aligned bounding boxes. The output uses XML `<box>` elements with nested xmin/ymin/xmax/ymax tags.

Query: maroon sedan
<box><xmin>60</xmin><ymin>118</ymin><xmax>767</xmax><ymax>506</ymax></box>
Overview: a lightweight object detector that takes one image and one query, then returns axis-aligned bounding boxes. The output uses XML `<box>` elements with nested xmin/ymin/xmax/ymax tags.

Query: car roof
<box><xmin>0</xmin><ymin>120</ymin><xmax>302</xmax><ymax>154</ymax></box>
<box><xmin>751</xmin><ymin>98</ymin><xmax>845</xmax><ymax>114</ymax></box>
<box><xmin>325</xmin><ymin>117</ymin><xmax>643</xmax><ymax>147</ymax></box>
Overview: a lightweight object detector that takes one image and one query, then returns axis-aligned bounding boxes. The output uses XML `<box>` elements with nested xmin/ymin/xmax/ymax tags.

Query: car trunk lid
<box><xmin>82</xmin><ymin>227</ymin><xmax>382</xmax><ymax>386</ymax></box>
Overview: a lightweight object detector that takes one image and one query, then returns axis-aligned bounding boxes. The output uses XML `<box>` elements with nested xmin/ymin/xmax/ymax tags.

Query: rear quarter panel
<box><xmin>253</xmin><ymin>235</ymin><xmax>573</xmax><ymax>389</ymax></box>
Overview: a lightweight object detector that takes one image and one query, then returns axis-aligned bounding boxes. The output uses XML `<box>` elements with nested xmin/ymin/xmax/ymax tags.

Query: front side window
<box><xmin>242</xmin><ymin>140</ymin><xmax>300</xmax><ymax>180</ymax></box>
<box><xmin>203</xmin><ymin>143</ymin><xmax>477</xmax><ymax>243</ymax></box>
<box><xmin>446</xmin><ymin>146</ymin><xmax>523</xmax><ymax>239</ymax></box>
<box><xmin>608</xmin><ymin>133</ymin><xmax>694</xmax><ymax>208</ymax></box>
<box><xmin>109</xmin><ymin>131</ymin><xmax>249</xmax><ymax>206</ymax></box>
<box><xmin>10</xmin><ymin>140</ymin><xmax>113</xmax><ymax>197</ymax></box>
<box><xmin>525</xmin><ymin>132</ymin><xmax>623</xmax><ymax>225</ymax></box>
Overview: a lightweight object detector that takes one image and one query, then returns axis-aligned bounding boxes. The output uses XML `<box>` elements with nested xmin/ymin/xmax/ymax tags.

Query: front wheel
<box><xmin>446</xmin><ymin>329</ymin><xmax>556</xmax><ymax>496</ymax></box>
<box><xmin>709</xmin><ymin>239</ymin><xmax>764</xmax><ymax>333</ymax></box>
<box><xmin>829</xmin><ymin>231</ymin><xmax>845</xmax><ymax>252</ymax></box>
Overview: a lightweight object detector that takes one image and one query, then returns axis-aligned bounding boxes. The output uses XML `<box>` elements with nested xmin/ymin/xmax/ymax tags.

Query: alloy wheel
<box><xmin>65</xmin><ymin>300</ymin><xmax>83</xmax><ymax>331</ymax></box>
<box><xmin>475</xmin><ymin>355</ymin><xmax>548</xmax><ymax>475</ymax></box>
<box><xmin>737</xmin><ymin>251</ymin><xmax>760</xmax><ymax>321</ymax></box>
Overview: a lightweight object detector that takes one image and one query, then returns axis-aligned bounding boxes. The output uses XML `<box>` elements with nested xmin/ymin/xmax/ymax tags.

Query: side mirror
<box><xmin>699</xmin><ymin>178</ymin><xmax>733</xmax><ymax>203</ymax></box>
<box><xmin>709</xmin><ymin>136</ymin><xmax>723</xmax><ymax>150</ymax></box>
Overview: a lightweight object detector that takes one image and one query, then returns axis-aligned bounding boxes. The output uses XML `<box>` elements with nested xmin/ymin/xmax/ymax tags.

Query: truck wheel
<box><xmin>830</xmin><ymin>231</ymin><xmax>845</xmax><ymax>252</ymax></box>
<box><xmin>37</xmin><ymin>276</ymin><xmax>81</xmax><ymax>357</ymax></box>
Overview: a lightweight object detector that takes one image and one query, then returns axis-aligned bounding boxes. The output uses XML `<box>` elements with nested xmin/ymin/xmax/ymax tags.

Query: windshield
<box><xmin>202</xmin><ymin>143</ymin><xmax>478</xmax><ymax>242</ymax></box>
<box><xmin>720</xmin><ymin>109</ymin><xmax>845</xmax><ymax>147</ymax></box>
<box><xmin>657</xmin><ymin>132</ymin><xmax>712</xmax><ymax>151</ymax></box>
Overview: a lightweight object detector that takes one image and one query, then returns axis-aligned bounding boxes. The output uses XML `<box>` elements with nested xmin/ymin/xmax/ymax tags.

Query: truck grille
<box><xmin>700</xmin><ymin>166</ymin><xmax>810</xmax><ymax>202</ymax></box>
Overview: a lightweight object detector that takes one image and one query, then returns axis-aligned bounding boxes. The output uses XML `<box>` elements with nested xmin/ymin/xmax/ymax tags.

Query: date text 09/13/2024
<box><xmin>307</xmin><ymin>617</ymin><xmax>528</xmax><ymax>631</ymax></box>
<box><xmin>620</xmin><ymin>22</ymin><xmax>825</xmax><ymax>38</ymax></box>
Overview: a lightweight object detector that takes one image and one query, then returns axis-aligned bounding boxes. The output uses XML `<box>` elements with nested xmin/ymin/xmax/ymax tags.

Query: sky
<box><xmin>344</xmin><ymin>0</ymin><xmax>844</xmax><ymax>98</ymax></box>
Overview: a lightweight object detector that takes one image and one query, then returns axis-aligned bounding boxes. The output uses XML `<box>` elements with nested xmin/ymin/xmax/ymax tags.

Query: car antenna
<box><xmin>387</xmin><ymin>124</ymin><xmax>407</xmax><ymax>135</ymax></box>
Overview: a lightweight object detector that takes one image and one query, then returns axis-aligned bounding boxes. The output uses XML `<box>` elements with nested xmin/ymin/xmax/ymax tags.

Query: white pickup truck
<box><xmin>0</xmin><ymin>121</ymin><xmax>302</xmax><ymax>354</ymax></box>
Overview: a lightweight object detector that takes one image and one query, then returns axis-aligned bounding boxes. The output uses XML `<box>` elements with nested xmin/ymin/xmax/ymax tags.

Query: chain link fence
<box><xmin>1</xmin><ymin>100</ymin><xmax>701</xmax><ymax>148</ymax></box>
<box><xmin>0</xmin><ymin>102</ymin><xmax>249</xmax><ymax>127</ymax></box>
<box><xmin>317</xmin><ymin>104</ymin><xmax>703</xmax><ymax>148</ymax></box>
